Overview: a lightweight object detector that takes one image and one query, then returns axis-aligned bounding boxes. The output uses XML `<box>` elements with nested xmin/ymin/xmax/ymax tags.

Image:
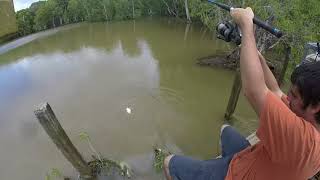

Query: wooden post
<box><xmin>224</xmin><ymin>70</ymin><xmax>242</xmax><ymax>121</ymax></box>
<box><xmin>34</xmin><ymin>103</ymin><xmax>94</xmax><ymax>179</ymax></box>
<box><xmin>278</xmin><ymin>45</ymin><xmax>291</xmax><ymax>85</ymax></box>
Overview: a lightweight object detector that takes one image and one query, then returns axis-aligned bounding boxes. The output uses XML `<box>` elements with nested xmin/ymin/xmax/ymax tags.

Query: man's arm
<box><xmin>258</xmin><ymin>51</ymin><xmax>284</xmax><ymax>98</ymax></box>
<box><xmin>230</xmin><ymin>8</ymin><xmax>268</xmax><ymax>115</ymax></box>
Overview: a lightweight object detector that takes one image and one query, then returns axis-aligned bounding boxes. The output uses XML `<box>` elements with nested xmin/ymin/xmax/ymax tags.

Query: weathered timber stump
<box><xmin>34</xmin><ymin>103</ymin><xmax>94</xmax><ymax>179</ymax></box>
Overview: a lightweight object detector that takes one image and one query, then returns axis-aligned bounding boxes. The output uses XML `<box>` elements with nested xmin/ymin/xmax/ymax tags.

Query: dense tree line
<box><xmin>16</xmin><ymin>0</ymin><xmax>167</xmax><ymax>35</ymax></box>
<box><xmin>16</xmin><ymin>0</ymin><xmax>319</xmax><ymax>66</ymax></box>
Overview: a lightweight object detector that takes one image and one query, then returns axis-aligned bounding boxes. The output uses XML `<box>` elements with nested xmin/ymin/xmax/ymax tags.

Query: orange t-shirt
<box><xmin>225</xmin><ymin>91</ymin><xmax>320</xmax><ymax>180</ymax></box>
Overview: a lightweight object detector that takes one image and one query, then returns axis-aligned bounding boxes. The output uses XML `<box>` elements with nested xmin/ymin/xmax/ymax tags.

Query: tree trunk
<box><xmin>174</xmin><ymin>0</ymin><xmax>178</xmax><ymax>17</ymax></box>
<box><xmin>52</xmin><ymin>17</ymin><xmax>56</xmax><ymax>28</ymax></box>
<box><xmin>161</xmin><ymin>0</ymin><xmax>176</xmax><ymax>17</ymax></box>
<box><xmin>85</xmin><ymin>8</ymin><xmax>90</xmax><ymax>20</ymax></box>
<box><xmin>103</xmin><ymin>4</ymin><xmax>108</xmax><ymax>20</ymax></box>
<box><xmin>184</xmin><ymin>0</ymin><xmax>191</xmax><ymax>22</ymax></box>
<box><xmin>132</xmin><ymin>0</ymin><xmax>135</xmax><ymax>19</ymax></box>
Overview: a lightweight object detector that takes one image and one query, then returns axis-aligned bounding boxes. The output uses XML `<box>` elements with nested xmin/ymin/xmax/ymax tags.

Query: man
<box><xmin>163</xmin><ymin>7</ymin><xmax>320</xmax><ymax>180</ymax></box>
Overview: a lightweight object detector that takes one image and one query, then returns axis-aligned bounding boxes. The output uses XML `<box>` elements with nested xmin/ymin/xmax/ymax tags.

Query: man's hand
<box><xmin>230</xmin><ymin>7</ymin><xmax>254</xmax><ymax>30</ymax></box>
<box><xmin>229</xmin><ymin>7</ymin><xmax>269</xmax><ymax>116</ymax></box>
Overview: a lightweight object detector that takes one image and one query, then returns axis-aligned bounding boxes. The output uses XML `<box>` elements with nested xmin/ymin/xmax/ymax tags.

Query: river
<box><xmin>0</xmin><ymin>18</ymin><xmax>257</xmax><ymax>179</ymax></box>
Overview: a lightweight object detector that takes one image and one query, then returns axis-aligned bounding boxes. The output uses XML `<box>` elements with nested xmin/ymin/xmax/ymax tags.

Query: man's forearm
<box><xmin>230</xmin><ymin>7</ymin><xmax>268</xmax><ymax>114</ymax></box>
<box><xmin>239</xmin><ymin>23</ymin><xmax>268</xmax><ymax>114</ymax></box>
<box><xmin>258</xmin><ymin>53</ymin><xmax>283</xmax><ymax>97</ymax></box>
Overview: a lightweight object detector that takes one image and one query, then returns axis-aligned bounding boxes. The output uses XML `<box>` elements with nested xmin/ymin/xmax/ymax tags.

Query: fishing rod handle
<box><xmin>253</xmin><ymin>17</ymin><xmax>283</xmax><ymax>38</ymax></box>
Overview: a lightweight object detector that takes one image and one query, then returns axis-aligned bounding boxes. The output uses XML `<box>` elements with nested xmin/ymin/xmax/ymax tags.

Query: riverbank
<box><xmin>0</xmin><ymin>32</ymin><xmax>18</xmax><ymax>45</ymax></box>
<box><xmin>0</xmin><ymin>23</ymin><xmax>83</xmax><ymax>55</ymax></box>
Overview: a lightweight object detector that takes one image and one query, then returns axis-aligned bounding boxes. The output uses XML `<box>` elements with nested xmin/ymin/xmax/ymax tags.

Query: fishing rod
<box><xmin>208</xmin><ymin>0</ymin><xmax>283</xmax><ymax>38</ymax></box>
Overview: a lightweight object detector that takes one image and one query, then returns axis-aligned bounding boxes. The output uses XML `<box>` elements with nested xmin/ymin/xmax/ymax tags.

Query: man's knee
<box><xmin>220</xmin><ymin>124</ymin><xmax>231</xmax><ymax>137</ymax></box>
<box><xmin>164</xmin><ymin>154</ymin><xmax>174</xmax><ymax>169</ymax></box>
<box><xmin>164</xmin><ymin>154</ymin><xmax>174</xmax><ymax>180</ymax></box>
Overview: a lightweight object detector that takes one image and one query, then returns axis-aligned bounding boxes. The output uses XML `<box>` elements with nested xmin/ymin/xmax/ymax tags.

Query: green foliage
<box><xmin>153</xmin><ymin>148</ymin><xmax>170</xmax><ymax>172</ymax></box>
<box><xmin>51</xmin><ymin>168</ymin><xmax>63</xmax><ymax>178</ymax></box>
<box><xmin>79</xmin><ymin>131</ymin><xmax>103</xmax><ymax>162</ymax></box>
<box><xmin>66</xmin><ymin>0</ymin><xmax>84</xmax><ymax>23</ymax></box>
<box><xmin>113</xmin><ymin>0</ymin><xmax>132</xmax><ymax>20</ymax></box>
<box><xmin>15</xmin><ymin>0</ymin><xmax>169</xmax><ymax>33</ymax></box>
<box><xmin>138</xmin><ymin>0</ymin><xmax>163</xmax><ymax>16</ymax></box>
<box><xmin>79</xmin><ymin>132</ymin><xmax>132</xmax><ymax>178</ymax></box>
<box><xmin>29</xmin><ymin>1</ymin><xmax>46</xmax><ymax>14</ymax></box>
<box><xmin>188</xmin><ymin>0</ymin><xmax>320</xmax><ymax>73</ymax></box>
<box><xmin>189</xmin><ymin>0</ymin><xmax>218</xmax><ymax>29</ymax></box>
<box><xmin>79</xmin><ymin>131</ymin><xmax>90</xmax><ymax>141</ymax></box>
<box><xmin>16</xmin><ymin>9</ymin><xmax>35</xmax><ymax>36</ymax></box>
<box><xmin>34</xmin><ymin>1</ymin><xmax>54</xmax><ymax>30</ymax></box>
<box><xmin>243</xmin><ymin>0</ymin><xmax>319</xmax><ymax>72</ymax></box>
<box><xmin>88</xmin><ymin>157</ymin><xmax>132</xmax><ymax>178</ymax></box>
<box><xmin>45</xmin><ymin>168</ymin><xmax>63</xmax><ymax>180</ymax></box>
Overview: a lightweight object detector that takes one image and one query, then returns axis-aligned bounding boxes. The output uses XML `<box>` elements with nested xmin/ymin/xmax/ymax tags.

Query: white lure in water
<box><xmin>126</xmin><ymin>107</ymin><xmax>132</xmax><ymax>114</ymax></box>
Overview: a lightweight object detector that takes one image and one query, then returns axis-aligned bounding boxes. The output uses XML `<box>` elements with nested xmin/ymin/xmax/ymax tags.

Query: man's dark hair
<box><xmin>291</xmin><ymin>61</ymin><xmax>320</xmax><ymax>124</ymax></box>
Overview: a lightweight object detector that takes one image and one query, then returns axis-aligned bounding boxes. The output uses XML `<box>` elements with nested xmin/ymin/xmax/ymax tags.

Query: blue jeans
<box><xmin>169</xmin><ymin>126</ymin><xmax>250</xmax><ymax>180</ymax></box>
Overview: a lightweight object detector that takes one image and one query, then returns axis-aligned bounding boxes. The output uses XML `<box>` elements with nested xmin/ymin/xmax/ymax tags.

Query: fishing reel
<box><xmin>216</xmin><ymin>21</ymin><xmax>242</xmax><ymax>45</ymax></box>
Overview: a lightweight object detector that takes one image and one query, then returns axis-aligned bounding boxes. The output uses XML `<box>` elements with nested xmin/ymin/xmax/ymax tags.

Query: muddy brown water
<box><xmin>0</xmin><ymin>18</ymin><xmax>257</xmax><ymax>179</ymax></box>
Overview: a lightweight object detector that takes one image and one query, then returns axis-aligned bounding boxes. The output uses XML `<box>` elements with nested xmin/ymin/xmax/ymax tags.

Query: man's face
<box><xmin>287</xmin><ymin>85</ymin><xmax>306</xmax><ymax>118</ymax></box>
<box><xmin>287</xmin><ymin>85</ymin><xmax>320</xmax><ymax>125</ymax></box>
